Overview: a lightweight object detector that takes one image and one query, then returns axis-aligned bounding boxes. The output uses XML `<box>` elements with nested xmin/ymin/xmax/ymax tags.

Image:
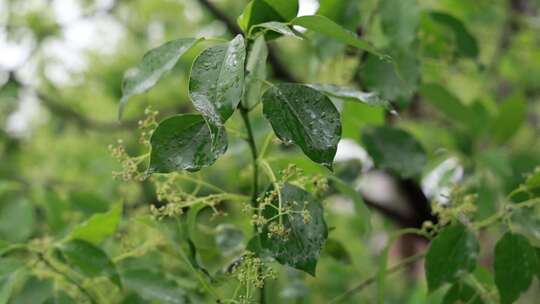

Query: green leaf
<box><xmin>0</xmin><ymin>198</ymin><xmax>35</xmax><ymax>243</ymax></box>
<box><xmin>259</xmin><ymin>183</ymin><xmax>328</xmax><ymax>276</ymax></box>
<box><xmin>328</xmin><ymin>176</ymin><xmax>371</xmax><ymax>235</ymax></box>
<box><xmin>290</xmin><ymin>15</ymin><xmax>383</xmax><ymax>57</ymax></box>
<box><xmin>379</xmin><ymin>0</ymin><xmax>420</xmax><ymax>48</ymax></box>
<box><xmin>362</xmin><ymin>126</ymin><xmax>426</xmax><ymax>178</ymax></box>
<box><xmin>494</xmin><ymin>232</ymin><xmax>537</xmax><ymax>304</ymax></box>
<box><xmin>0</xmin><ymin>259</ymin><xmax>25</xmax><ymax>304</ymax></box>
<box><xmin>443</xmin><ymin>282</ymin><xmax>484</xmax><ymax>304</ymax></box>
<box><xmin>306</xmin><ymin>84</ymin><xmax>389</xmax><ymax>108</ymax></box>
<box><xmin>189</xmin><ymin>35</ymin><xmax>245</xmax><ymax>126</ymax></box>
<box><xmin>510</xmin><ymin>207</ymin><xmax>540</xmax><ymax>247</ymax></box>
<box><xmin>249</xmin><ymin>22</ymin><xmax>300</xmax><ymax>38</ymax></box>
<box><xmin>360</xmin><ymin>49</ymin><xmax>419</xmax><ymax>102</ymax></box>
<box><xmin>262</xmin><ymin>83</ymin><xmax>342</xmax><ymax>169</ymax></box>
<box><xmin>425</xmin><ymin>224</ymin><xmax>479</xmax><ymax>292</ymax></box>
<box><xmin>122</xmin><ymin>269</ymin><xmax>188</xmax><ymax>304</ymax></box>
<box><xmin>68</xmin><ymin>204</ymin><xmax>122</xmax><ymax>245</ymax></box>
<box><xmin>148</xmin><ymin>114</ymin><xmax>227</xmax><ymax>173</ymax></box>
<box><xmin>60</xmin><ymin>239</ymin><xmax>122</xmax><ymax>288</ymax></box>
<box><xmin>119</xmin><ymin>38</ymin><xmax>199</xmax><ymax>117</ymax></box>
<box><xmin>429</xmin><ymin>12</ymin><xmax>479</xmax><ymax>59</ymax></box>
<box><xmin>492</xmin><ymin>94</ymin><xmax>526</xmax><ymax>144</ymax></box>
<box><xmin>242</xmin><ymin>35</ymin><xmax>268</xmax><ymax>109</ymax></box>
<box><xmin>238</xmin><ymin>0</ymin><xmax>299</xmax><ymax>32</ymax></box>
<box><xmin>420</xmin><ymin>83</ymin><xmax>476</xmax><ymax>129</ymax></box>
<box><xmin>323</xmin><ymin>238</ymin><xmax>351</xmax><ymax>264</ymax></box>
<box><xmin>10</xmin><ymin>277</ymin><xmax>52</xmax><ymax>304</ymax></box>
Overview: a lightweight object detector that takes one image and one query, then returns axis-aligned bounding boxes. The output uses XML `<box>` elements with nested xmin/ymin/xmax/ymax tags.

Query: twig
<box><xmin>329</xmin><ymin>252</ymin><xmax>426</xmax><ymax>304</ymax></box>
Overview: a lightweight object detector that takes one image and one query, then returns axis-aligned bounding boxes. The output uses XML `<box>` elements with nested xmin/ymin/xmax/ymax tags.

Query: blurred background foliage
<box><xmin>1</xmin><ymin>0</ymin><xmax>540</xmax><ymax>303</ymax></box>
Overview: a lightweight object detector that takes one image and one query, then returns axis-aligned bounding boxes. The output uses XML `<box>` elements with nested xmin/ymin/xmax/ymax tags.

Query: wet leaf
<box><xmin>494</xmin><ymin>233</ymin><xmax>537</xmax><ymax>304</ymax></box>
<box><xmin>258</xmin><ymin>183</ymin><xmax>328</xmax><ymax>276</ymax></box>
<box><xmin>189</xmin><ymin>35</ymin><xmax>245</xmax><ymax>126</ymax></box>
<box><xmin>68</xmin><ymin>204</ymin><xmax>122</xmax><ymax>245</ymax></box>
<box><xmin>149</xmin><ymin>114</ymin><xmax>227</xmax><ymax>173</ymax></box>
<box><xmin>215</xmin><ymin>224</ymin><xmax>244</xmax><ymax>255</ymax></box>
<box><xmin>119</xmin><ymin>38</ymin><xmax>199</xmax><ymax>117</ymax></box>
<box><xmin>425</xmin><ymin>224</ymin><xmax>479</xmax><ymax>292</ymax></box>
<box><xmin>362</xmin><ymin>126</ymin><xmax>426</xmax><ymax>178</ymax></box>
<box><xmin>291</xmin><ymin>15</ymin><xmax>382</xmax><ymax>57</ymax></box>
<box><xmin>242</xmin><ymin>35</ymin><xmax>268</xmax><ymax>109</ymax></box>
<box><xmin>60</xmin><ymin>239</ymin><xmax>122</xmax><ymax>288</ymax></box>
<box><xmin>262</xmin><ymin>83</ymin><xmax>341</xmax><ymax>169</ymax></box>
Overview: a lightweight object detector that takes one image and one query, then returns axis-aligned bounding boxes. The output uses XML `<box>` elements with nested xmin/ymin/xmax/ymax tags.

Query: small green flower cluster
<box><xmin>231</xmin><ymin>252</ymin><xmax>276</xmax><ymax>303</ymax></box>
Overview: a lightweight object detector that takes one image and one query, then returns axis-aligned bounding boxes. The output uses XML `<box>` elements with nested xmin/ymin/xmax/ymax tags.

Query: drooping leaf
<box><xmin>291</xmin><ymin>15</ymin><xmax>383</xmax><ymax>57</ymax></box>
<box><xmin>429</xmin><ymin>12</ymin><xmax>479</xmax><ymax>59</ymax></box>
<box><xmin>323</xmin><ymin>238</ymin><xmax>352</xmax><ymax>264</ymax></box>
<box><xmin>379</xmin><ymin>0</ymin><xmax>420</xmax><ymax>48</ymax></box>
<box><xmin>307</xmin><ymin>84</ymin><xmax>389</xmax><ymax>108</ymax></box>
<box><xmin>122</xmin><ymin>269</ymin><xmax>188</xmax><ymax>304</ymax></box>
<box><xmin>249</xmin><ymin>22</ymin><xmax>300</xmax><ymax>38</ymax></box>
<box><xmin>420</xmin><ymin>83</ymin><xmax>476</xmax><ymax>129</ymax></box>
<box><xmin>238</xmin><ymin>0</ymin><xmax>299</xmax><ymax>33</ymax></box>
<box><xmin>360</xmin><ymin>49</ymin><xmax>419</xmax><ymax>102</ymax></box>
<box><xmin>60</xmin><ymin>239</ymin><xmax>122</xmax><ymax>288</ymax></box>
<box><xmin>362</xmin><ymin>126</ymin><xmax>426</xmax><ymax>178</ymax></box>
<box><xmin>242</xmin><ymin>35</ymin><xmax>268</xmax><ymax>109</ymax></box>
<box><xmin>262</xmin><ymin>83</ymin><xmax>342</xmax><ymax>169</ymax></box>
<box><xmin>68</xmin><ymin>204</ymin><xmax>122</xmax><ymax>245</ymax></box>
<box><xmin>148</xmin><ymin>114</ymin><xmax>227</xmax><ymax>173</ymax></box>
<box><xmin>425</xmin><ymin>224</ymin><xmax>479</xmax><ymax>292</ymax></box>
<box><xmin>492</xmin><ymin>94</ymin><xmax>526</xmax><ymax>144</ymax></box>
<box><xmin>443</xmin><ymin>282</ymin><xmax>484</xmax><ymax>304</ymax></box>
<box><xmin>189</xmin><ymin>35</ymin><xmax>245</xmax><ymax>126</ymax></box>
<box><xmin>328</xmin><ymin>176</ymin><xmax>371</xmax><ymax>235</ymax></box>
<box><xmin>494</xmin><ymin>232</ymin><xmax>537</xmax><ymax>304</ymax></box>
<box><xmin>258</xmin><ymin>183</ymin><xmax>328</xmax><ymax>276</ymax></box>
<box><xmin>119</xmin><ymin>38</ymin><xmax>199</xmax><ymax>117</ymax></box>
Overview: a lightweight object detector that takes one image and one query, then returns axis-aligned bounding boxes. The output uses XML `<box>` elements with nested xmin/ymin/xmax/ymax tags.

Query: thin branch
<box><xmin>329</xmin><ymin>252</ymin><xmax>426</xmax><ymax>304</ymax></box>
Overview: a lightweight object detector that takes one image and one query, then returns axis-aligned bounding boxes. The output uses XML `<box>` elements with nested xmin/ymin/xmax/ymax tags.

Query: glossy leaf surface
<box><xmin>189</xmin><ymin>35</ymin><xmax>245</xmax><ymax>125</ymax></box>
<box><xmin>307</xmin><ymin>84</ymin><xmax>389</xmax><ymax>108</ymax></box>
<box><xmin>262</xmin><ymin>83</ymin><xmax>341</xmax><ymax>169</ymax></box>
<box><xmin>122</xmin><ymin>269</ymin><xmax>188</xmax><ymax>304</ymax></box>
<box><xmin>149</xmin><ymin>114</ymin><xmax>227</xmax><ymax>173</ymax></box>
<box><xmin>259</xmin><ymin>183</ymin><xmax>328</xmax><ymax>276</ymax></box>
<box><xmin>119</xmin><ymin>38</ymin><xmax>199</xmax><ymax>117</ymax></box>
